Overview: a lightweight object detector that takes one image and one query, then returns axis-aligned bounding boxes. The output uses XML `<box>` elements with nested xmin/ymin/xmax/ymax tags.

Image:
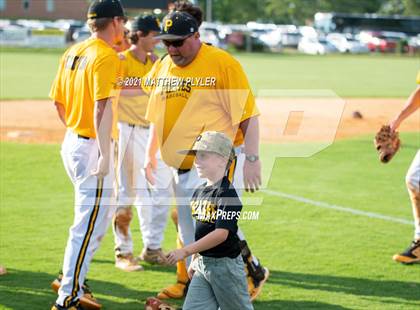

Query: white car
<box><xmin>257</xmin><ymin>28</ymin><xmax>282</xmax><ymax>52</ymax></box>
<box><xmin>327</xmin><ymin>33</ymin><xmax>369</xmax><ymax>53</ymax></box>
<box><xmin>199</xmin><ymin>28</ymin><xmax>221</xmax><ymax>48</ymax></box>
<box><xmin>298</xmin><ymin>36</ymin><xmax>338</xmax><ymax>55</ymax></box>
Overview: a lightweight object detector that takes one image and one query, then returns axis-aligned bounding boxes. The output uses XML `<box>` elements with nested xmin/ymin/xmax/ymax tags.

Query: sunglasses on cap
<box><xmin>162</xmin><ymin>35</ymin><xmax>193</xmax><ymax>48</ymax></box>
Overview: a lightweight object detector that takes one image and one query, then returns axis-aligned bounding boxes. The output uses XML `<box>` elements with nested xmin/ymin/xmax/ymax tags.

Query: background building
<box><xmin>0</xmin><ymin>0</ymin><xmax>171</xmax><ymax>20</ymax></box>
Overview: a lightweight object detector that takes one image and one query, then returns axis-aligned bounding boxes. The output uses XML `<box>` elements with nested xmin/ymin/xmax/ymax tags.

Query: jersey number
<box><xmin>65</xmin><ymin>55</ymin><xmax>88</xmax><ymax>71</ymax></box>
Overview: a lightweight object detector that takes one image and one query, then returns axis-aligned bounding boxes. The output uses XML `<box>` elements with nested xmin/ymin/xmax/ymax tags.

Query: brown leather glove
<box><xmin>374</xmin><ymin>125</ymin><xmax>401</xmax><ymax>163</ymax></box>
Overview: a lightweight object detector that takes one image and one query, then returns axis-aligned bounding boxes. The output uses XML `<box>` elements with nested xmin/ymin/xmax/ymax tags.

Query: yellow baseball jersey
<box><xmin>417</xmin><ymin>70</ymin><xmax>420</xmax><ymax>84</ymax></box>
<box><xmin>118</xmin><ymin>50</ymin><xmax>153</xmax><ymax>126</ymax></box>
<box><xmin>49</xmin><ymin>37</ymin><xmax>120</xmax><ymax>138</ymax></box>
<box><xmin>145</xmin><ymin>43</ymin><xmax>259</xmax><ymax>169</ymax></box>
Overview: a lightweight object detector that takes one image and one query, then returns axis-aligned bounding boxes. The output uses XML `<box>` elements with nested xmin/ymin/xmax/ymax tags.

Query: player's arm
<box><xmin>222</xmin><ymin>60</ymin><xmax>262</xmax><ymax>192</ymax></box>
<box><xmin>240</xmin><ymin>116</ymin><xmax>261</xmax><ymax>192</ymax></box>
<box><xmin>119</xmin><ymin>87</ymin><xmax>147</xmax><ymax>97</ymax></box>
<box><xmin>390</xmin><ymin>86</ymin><xmax>420</xmax><ymax>131</ymax></box>
<box><xmin>143</xmin><ymin>61</ymin><xmax>161</xmax><ymax>184</ymax></box>
<box><xmin>166</xmin><ymin>229</ymin><xmax>229</xmax><ymax>265</ymax></box>
<box><xmin>54</xmin><ymin>101</ymin><xmax>66</xmax><ymax>126</ymax></box>
<box><xmin>91</xmin><ymin>97</ymin><xmax>113</xmax><ymax>179</ymax></box>
<box><xmin>144</xmin><ymin>123</ymin><xmax>159</xmax><ymax>185</ymax></box>
<box><xmin>120</xmin><ymin>79</ymin><xmax>147</xmax><ymax>97</ymax></box>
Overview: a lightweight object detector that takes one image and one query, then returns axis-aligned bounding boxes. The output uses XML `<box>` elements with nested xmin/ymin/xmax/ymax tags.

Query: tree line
<box><xmin>196</xmin><ymin>0</ymin><xmax>420</xmax><ymax>24</ymax></box>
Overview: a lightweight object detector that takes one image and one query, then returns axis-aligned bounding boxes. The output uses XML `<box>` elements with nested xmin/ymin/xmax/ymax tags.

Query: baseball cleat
<box><xmin>51</xmin><ymin>274</ymin><xmax>102</xmax><ymax>310</ymax></box>
<box><xmin>51</xmin><ymin>300</ymin><xmax>83</xmax><ymax>310</ymax></box>
<box><xmin>158</xmin><ymin>253</ymin><xmax>189</xmax><ymax>299</ymax></box>
<box><xmin>393</xmin><ymin>239</ymin><xmax>420</xmax><ymax>264</ymax></box>
<box><xmin>157</xmin><ymin>281</ymin><xmax>188</xmax><ymax>299</ymax></box>
<box><xmin>145</xmin><ymin>297</ymin><xmax>177</xmax><ymax>310</ymax></box>
<box><xmin>249</xmin><ymin>267</ymin><xmax>269</xmax><ymax>302</ymax></box>
<box><xmin>138</xmin><ymin>248</ymin><xmax>170</xmax><ymax>266</ymax></box>
<box><xmin>115</xmin><ymin>253</ymin><xmax>144</xmax><ymax>272</ymax></box>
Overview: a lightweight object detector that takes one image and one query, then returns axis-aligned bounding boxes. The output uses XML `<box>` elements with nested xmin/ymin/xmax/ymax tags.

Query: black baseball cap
<box><xmin>155</xmin><ymin>11</ymin><xmax>198</xmax><ymax>40</ymax></box>
<box><xmin>87</xmin><ymin>0</ymin><xmax>126</xmax><ymax>19</ymax></box>
<box><xmin>131</xmin><ymin>15</ymin><xmax>161</xmax><ymax>32</ymax></box>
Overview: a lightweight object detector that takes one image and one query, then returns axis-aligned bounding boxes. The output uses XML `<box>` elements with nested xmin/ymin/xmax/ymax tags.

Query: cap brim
<box><xmin>155</xmin><ymin>33</ymin><xmax>190</xmax><ymax>40</ymax></box>
<box><xmin>132</xmin><ymin>26</ymin><xmax>161</xmax><ymax>33</ymax></box>
<box><xmin>177</xmin><ymin>149</ymin><xmax>197</xmax><ymax>156</ymax></box>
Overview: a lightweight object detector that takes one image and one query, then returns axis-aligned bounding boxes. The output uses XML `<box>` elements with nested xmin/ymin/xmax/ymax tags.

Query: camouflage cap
<box><xmin>178</xmin><ymin>131</ymin><xmax>234</xmax><ymax>159</ymax></box>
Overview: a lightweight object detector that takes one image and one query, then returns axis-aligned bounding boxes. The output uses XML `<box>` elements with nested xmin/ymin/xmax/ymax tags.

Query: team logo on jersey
<box><xmin>164</xmin><ymin>19</ymin><xmax>173</xmax><ymax>32</ymax></box>
<box><xmin>191</xmin><ymin>199</ymin><xmax>217</xmax><ymax>223</ymax></box>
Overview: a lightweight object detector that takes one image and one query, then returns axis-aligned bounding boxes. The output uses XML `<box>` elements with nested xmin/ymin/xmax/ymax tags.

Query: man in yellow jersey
<box><xmin>387</xmin><ymin>71</ymin><xmax>420</xmax><ymax>264</ymax></box>
<box><xmin>143</xmin><ymin>6</ymin><xmax>269</xmax><ymax>301</ymax></box>
<box><xmin>49</xmin><ymin>1</ymin><xmax>126</xmax><ymax>309</ymax></box>
<box><xmin>112</xmin><ymin>15</ymin><xmax>173</xmax><ymax>272</ymax></box>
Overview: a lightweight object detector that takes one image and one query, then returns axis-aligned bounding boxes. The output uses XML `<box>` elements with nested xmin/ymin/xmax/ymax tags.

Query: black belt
<box><xmin>128</xmin><ymin>123</ymin><xmax>149</xmax><ymax>129</ymax></box>
<box><xmin>77</xmin><ymin>134</ymin><xmax>90</xmax><ymax>140</ymax></box>
<box><xmin>177</xmin><ymin>168</ymin><xmax>191</xmax><ymax>175</ymax></box>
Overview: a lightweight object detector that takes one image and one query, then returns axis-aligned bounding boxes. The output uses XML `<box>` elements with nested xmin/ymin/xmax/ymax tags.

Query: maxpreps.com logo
<box><xmin>164</xmin><ymin>19</ymin><xmax>173</xmax><ymax>32</ymax></box>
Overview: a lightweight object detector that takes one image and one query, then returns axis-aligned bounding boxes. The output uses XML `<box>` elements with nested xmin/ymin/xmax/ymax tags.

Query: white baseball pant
<box><xmin>57</xmin><ymin>130</ymin><xmax>116</xmax><ymax>307</ymax></box>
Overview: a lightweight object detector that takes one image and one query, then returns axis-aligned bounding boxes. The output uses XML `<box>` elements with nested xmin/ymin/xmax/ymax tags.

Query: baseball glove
<box><xmin>145</xmin><ymin>297</ymin><xmax>177</xmax><ymax>310</ymax></box>
<box><xmin>374</xmin><ymin>125</ymin><xmax>400</xmax><ymax>163</ymax></box>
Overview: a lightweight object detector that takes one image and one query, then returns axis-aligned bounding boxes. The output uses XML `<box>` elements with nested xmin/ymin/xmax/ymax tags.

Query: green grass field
<box><xmin>0</xmin><ymin>48</ymin><xmax>418</xmax><ymax>99</ymax></box>
<box><xmin>1</xmin><ymin>132</ymin><xmax>419</xmax><ymax>309</ymax></box>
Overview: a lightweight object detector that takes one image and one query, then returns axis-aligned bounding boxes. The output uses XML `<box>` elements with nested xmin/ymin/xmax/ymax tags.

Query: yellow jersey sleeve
<box><xmin>94</xmin><ymin>54</ymin><xmax>119</xmax><ymax>101</ymax></box>
<box><xmin>49</xmin><ymin>53</ymin><xmax>67</xmax><ymax>104</ymax></box>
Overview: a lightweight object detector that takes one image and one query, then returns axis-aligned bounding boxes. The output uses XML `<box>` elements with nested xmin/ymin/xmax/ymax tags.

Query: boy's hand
<box><xmin>166</xmin><ymin>249</ymin><xmax>188</xmax><ymax>265</ymax></box>
<box><xmin>187</xmin><ymin>261</ymin><xmax>196</xmax><ymax>280</ymax></box>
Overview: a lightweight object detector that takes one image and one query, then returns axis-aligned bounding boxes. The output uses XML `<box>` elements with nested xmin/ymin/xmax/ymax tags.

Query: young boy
<box><xmin>166</xmin><ymin>131</ymin><xmax>253</xmax><ymax>310</ymax></box>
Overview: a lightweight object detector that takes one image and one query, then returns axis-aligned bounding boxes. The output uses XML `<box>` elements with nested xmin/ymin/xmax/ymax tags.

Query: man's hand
<box><xmin>243</xmin><ymin>159</ymin><xmax>261</xmax><ymax>193</ymax></box>
<box><xmin>91</xmin><ymin>154</ymin><xmax>110</xmax><ymax>179</ymax></box>
<box><xmin>166</xmin><ymin>248</ymin><xmax>188</xmax><ymax>265</ymax></box>
<box><xmin>144</xmin><ymin>155</ymin><xmax>157</xmax><ymax>185</ymax></box>
<box><xmin>389</xmin><ymin>119</ymin><xmax>401</xmax><ymax>132</ymax></box>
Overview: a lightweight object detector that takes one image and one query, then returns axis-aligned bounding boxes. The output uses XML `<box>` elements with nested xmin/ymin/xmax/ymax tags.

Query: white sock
<box><xmin>415</xmin><ymin>221</ymin><xmax>420</xmax><ymax>241</ymax></box>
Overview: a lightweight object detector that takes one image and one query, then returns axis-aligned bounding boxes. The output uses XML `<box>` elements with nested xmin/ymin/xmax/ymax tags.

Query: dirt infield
<box><xmin>1</xmin><ymin>98</ymin><xmax>419</xmax><ymax>144</ymax></box>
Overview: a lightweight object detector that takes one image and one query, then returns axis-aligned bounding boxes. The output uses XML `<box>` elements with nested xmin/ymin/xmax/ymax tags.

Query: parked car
<box><xmin>407</xmin><ymin>34</ymin><xmax>420</xmax><ymax>54</ymax></box>
<box><xmin>72</xmin><ymin>25</ymin><xmax>90</xmax><ymax>42</ymax></box>
<box><xmin>278</xmin><ymin>25</ymin><xmax>302</xmax><ymax>48</ymax></box>
<box><xmin>326</xmin><ymin>33</ymin><xmax>369</xmax><ymax>53</ymax></box>
<box><xmin>256</xmin><ymin>28</ymin><xmax>282</xmax><ymax>52</ymax></box>
<box><xmin>298</xmin><ymin>36</ymin><xmax>338</xmax><ymax>55</ymax></box>
<box><xmin>200</xmin><ymin>28</ymin><xmax>221</xmax><ymax>48</ymax></box>
<box><xmin>360</xmin><ymin>31</ymin><xmax>407</xmax><ymax>53</ymax></box>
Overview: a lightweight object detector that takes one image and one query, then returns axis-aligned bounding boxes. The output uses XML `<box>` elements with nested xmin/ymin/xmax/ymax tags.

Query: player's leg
<box><xmin>210</xmin><ymin>256</ymin><xmax>254</xmax><ymax>310</ymax></box>
<box><xmin>182</xmin><ymin>257</ymin><xmax>218</xmax><ymax>310</ymax></box>
<box><xmin>113</xmin><ymin>123</ymin><xmax>142</xmax><ymax>271</ymax></box>
<box><xmin>56</xmin><ymin>132</ymin><xmax>115</xmax><ymax>307</ymax></box>
<box><xmin>393</xmin><ymin>150</ymin><xmax>420</xmax><ymax>264</ymax></box>
<box><xmin>158</xmin><ymin>168</ymin><xmax>203</xmax><ymax>299</ymax></box>
<box><xmin>131</xmin><ymin>127</ymin><xmax>172</xmax><ymax>264</ymax></box>
<box><xmin>230</xmin><ymin>149</ymin><xmax>269</xmax><ymax>301</ymax></box>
